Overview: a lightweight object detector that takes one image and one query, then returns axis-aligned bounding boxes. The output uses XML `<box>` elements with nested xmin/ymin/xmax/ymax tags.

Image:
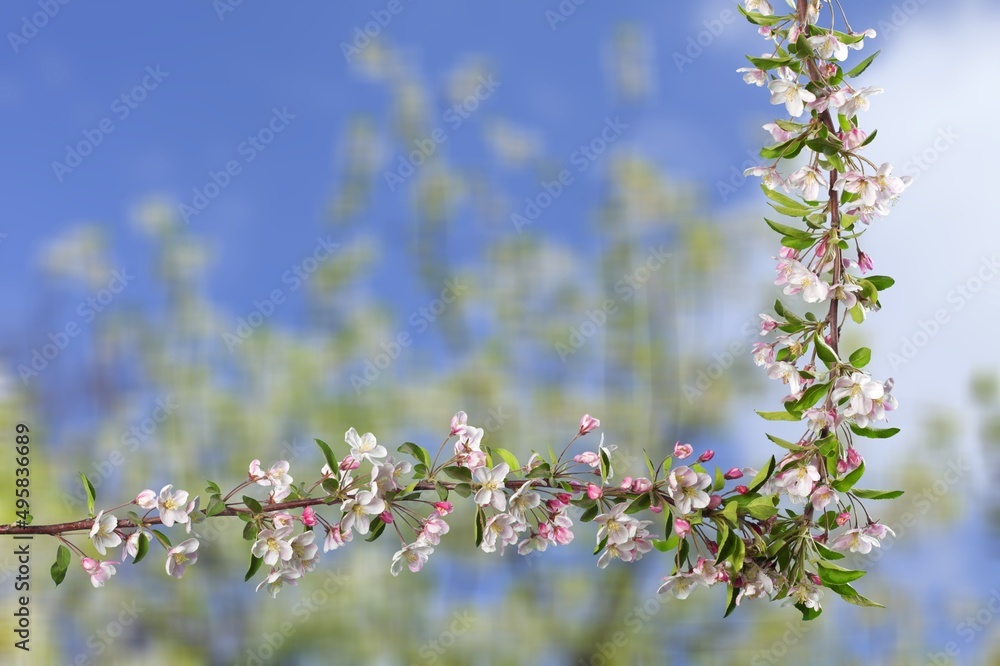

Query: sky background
<box><xmin>1</xmin><ymin>0</ymin><xmax>999</xmax><ymax>664</ymax></box>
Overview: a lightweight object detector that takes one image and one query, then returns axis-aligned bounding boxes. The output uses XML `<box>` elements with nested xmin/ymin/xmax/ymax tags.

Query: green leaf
<box><xmin>579</xmin><ymin>504</ymin><xmax>600</xmax><ymax>523</ymax></box>
<box><xmin>786</xmin><ymin>382</ymin><xmax>830</xmax><ymax>413</ymax></box>
<box><xmin>833</xmin><ymin>462</ymin><xmax>866</xmax><ymax>493</ymax></box>
<box><xmin>599</xmin><ymin>448</ymin><xmax>611</xmax><ymax>484</ymax></box>
<box><xmin>761</xmin><ymin>187</ymin><xmax>814</xmax><ymax>214</ymax></box>
<box><xmin>205</xmin><ymin>480</ymin><xmax>221</xmax><ymax>495</ymax></box>
<box><xmin>866</xmin><ymin>275</ymin><xmax>895</xmax><ymax>291</ymax></box>
<box><xmin>652</xmin><ymin>535</ymin><xmax>678</xmax><ymax>553</ymax></box>
<box><xmin>51</xmin><ymin>545</ymin><xmax>71</xmax><ymax>586</ymax></box>
<box><xmin>206</xmin><ymin>496</ymin><xmax>227</xmax><ymax>517</ymax></box>
<box><xmin>435</xmin><ymin>481</ymin><xmax>449</xmax><ymax>502</ymax></box>
<box><xmin>846</xmin><ymin>50</ymin><xmax>880</xmax><ymax>78</ymax></box>
<box><xmin>794</xmin><ymin>33</ymin><xmax>815</xmax><ymax>57</ymax></box>
<box><xmin>365</xmin><ymin>520</ymin><xmax>386</xmax><ymax>542</ymax></box>
<box><xmin>643</xmin><ymin>449</ymin><xmax>657</xmax><ymax>480</ymax></box>
<box><xmin>242</xmin><ymin>522</ymin><xmax>258</xmax><ymax>542</ymax></box>
<box><xmin>746</xmin><ymin>54</ymin><xmax>794</xmax><ymax>70</ymax></box>
<box><xmin>849</xmin><ymin>303</ymin><xmax>865</xmax><ymax>324</ymax></box>
<box><xmin>756</xmin><ymin>410</ymin><xmax>801</xmax><ymax>422</ymax></box>
<box><xmin>625</xmin><ymin>493</ymin><xmax>652</xmax><ymax>514</ymax></box>
<box><xmin>80</xmin><ymin>472</ymin><xmax>97</xmax><ymax>517</ymax></box>
<box><xmin>133</xmin><ymin>533</ymin><xmax>150</xmax><ymax>564</ymax></box>
<box><xmin>723</xmin><ymin>584</ymin><xmax>739</xmax><ymax>618</ymax></box>
<box><xmin>795</xmin><ymin>602</ymin><xmax>823</xmax><ymax>621</ymax></box>
<box><xmin>748</xmin><ymin>456</ymin><xmax>776</xmax><ymax>493</ymax></box>
<box><xmin>728</xmin><ymin>535</ymin><xmax>746</xmax><ymax>574</ymax></box>
<box><xmin>489</xmin><ymin>447</ymin><xmax>520</xmax><ymax>473</ymax></box>
<box><xmin>721</xmin><ymin>499</ymin><xmax>739</xmax><ymax>527</ymax></box>
<box><xmin>848</xmin><ymin>347</ymin><xmax>872</xmax><ymax>368</ymax></box>
<box><xmin>314</xmin><ymin>438</ymin><xmax>338</xmax><ymax>473</ymax></box>
<box><xmin>851</xmin><ymin>488</ymin><xmax>904</xmax><ymax>500</ymax></box>
<box><xmin>322</xmin><ymin>477</ymin><xmax>340</xmax><ymax>495</ymax></box>
<box><xmin>245</xmin><ymin>554</ymin><xmax>263</xmax><ymax>582</ymax></box>
<box><xmin>452</xmin><ymin>483</ymin><xmax>472</xmax><ymax>498</ymax></box>
<box><xmin>745</xmin><ymin>496</ymin><xmax>779</xmax><ymax>520</ymax></box>
<box><xmin>856</xmin><ymin>277</ymin><xmax>879</xmax><ymax>303</ymax></box>
<box><xmin>766</xmin><ymin>433</ymin><xmax>807</xmax><ymax>452</ymax></box>
<box><xmin>813</xmin><ymin>541</ymin><xmax>844</xmax><ymax>561</ymax></box>
<box><xmin>716</xmin><ymin>528</ymin><xmax>737</xmax><ymax>564</ymax></box>
<box><xmin>818</xmin><ymin>562</ymin><xmax>866</xmax><ymax>586</ymax></box>
<box><xmin>814</xmin><ymin>335</ymin><xmax>839</xmax><ymax>366</ymax></box>
<box><xmin>713</xmin><ymin>466</ymin><xmax>726</xmax><ymax>492</ymax></box>
<box><xmin>765</xmin><ymin>218</ymin><xmax>813</xmax><ymax>240</ymax></box>
<box><xmin>780</xmin><ymin>235</ymin><xmax>816</xmax><ymax>251</ymax></box>
<box><xmin>412</xmin><ymin>464</ymin><xmax>428</xmax><ymax>479</ymax></box>
<box><xmin>526</xmin><ymin>462</ymin><xmax>552</xmax><ymax>479</ymax></box>
<box><xmin>737</xmin><ymin>4</ymin><xmax>785</xmax><ymax>26</ymax></box>
<box><xmin>398</xmin><ymin>442</ymin><xmax>432</xmax><ymax>470</ymax></box>
<box><xmin>849</xmin><ymin>424</ymin><xmax>900</xmax><ymax>439</ymax></box>
<box><xmin>840</xmin><ymin>593</ymin><xmax>885</xmax><ymax>608</ymax></box>
<box><xmin>150</xmin><ymin>529</ymin><xmax>172</xmax><ymax>550</ymax></box>
<box><xmin>443</xmin><ymin>466</ymin><xmax>473</xmax><ymax>483</ymax></box>
<box><xmin>761</xmin><ymin>136</ymin><xmax>805</xmax><ymax>160</ymax></box>
<box><xmin>474</xmin><ymin>508</ymin><xmax>484</xmax><ymax>548</ymax></box>
<box><xmin>242</xmin><ymin>495</ymin><xmax>263</xmax><ymax>514</ymax></box>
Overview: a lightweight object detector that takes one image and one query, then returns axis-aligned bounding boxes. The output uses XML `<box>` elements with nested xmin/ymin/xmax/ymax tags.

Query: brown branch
<box><xmin>0</xmin><ymin>478</ymin><xmax>586</xmax><ymax>537</ymax></box>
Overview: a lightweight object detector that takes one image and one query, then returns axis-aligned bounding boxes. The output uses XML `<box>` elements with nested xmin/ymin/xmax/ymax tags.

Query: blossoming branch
<box><xmin>0</xmin><ymin>0</ymin><xmax>909</xmax><ymax>622</ymax></box>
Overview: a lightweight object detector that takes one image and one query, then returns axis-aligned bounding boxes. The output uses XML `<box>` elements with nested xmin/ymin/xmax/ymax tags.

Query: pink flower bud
<box><xmin>586</xmin><ymin>483</ymin><xmax>603</xmax><ymax>500</ymax></box>
<box><xmin>809</xmin><ymin>573</ymin><xmax>822</xmax><ymax>586</ymax></box>
<box><xmin>434</xmin><ymin>501</ymin><xmax>454</xmax><ymax>516</ymax></box>
<box><xmin>724</xmin><ymin>467</ymin><xmax>743</xmax><ymax>480</ymax></box>
<box><xmin>649</xmin><ymin>504</ymin><xmax>663</xmax><ymax>514</ymax></box>
<box><xmin>779</xmin><ymin>246</ymin><xmax>798</xmax><ymax>259</ymax></box>
<box><xmin>573</xmin><ymin>451</ymin><xmax>600</xmax><ymax>467</ymax></box>
<box><xmin>578</xmin><ymin>414</ymin><xmax>600</xmax><ymax>436</ymax></box>
<box><xmin>379</xmin><ymin>510</ymin><xmax>394</xmax><ymax>524</ymax></box>
<box><xmin>248</xmin><ymin>459</ymin><xmax>263</xmax><ymax>480</ymax></box>
<box><xmin>842</xmin><ymin>128</ymin><xmax>868</xmax><ymax>151</ymax></box>
<box><xmin>340</xmin><ymin>456</ymin><xmax>360</xmax><ymax>471</ymax></box>
<box><xmin>631</xmin><ymin>477</ymin><xmax>652</xmax><ymax>493</ymax></box>
<box><xmin>450</xmin><ymin>411</ymin><xmax>468</xmax><ymax>436</ymax></box>
<box><xmin>698</xmin><ymin>450</ymin><xmax>715</xmax><ymax>463</ymax></box>
<box><xmin>134</xmin><ymin>489</ymin><xmax>157</xmax><ymax>509</ymax></box>
<box><xmin>846</xmin><ymin>447</ymin><xmax>863</xmax><ymax>469</ymax></box>
<box><xmin>735</xmin><ymin>485</ymin><xmax>749</xmax><ymax>495</ymax></box>
<box><xmin>556</xmin><ymin>493</ymin><xmax>572</xmax><ymax>505</ymax></box>
<box><xmin>706</xmin><ymin>540</ymin><xmax>718</xmax><ymax>555</ymax></box>
<box><xmin>858</xmin><ymin>251</ymin><xmax>874</xmax><ymax>274</ymax></box>
<box><xmin>554</xmin><ymin>526</ymin><xmax>574</xmax><ymax>545</ymax></box>
<box><xmin>301</xmin><ymin>506</ymin><xmax>317</xmax><ymax>527</ymax></box>
<box><xmin>707</xmin><ymin>494</ymin><xmax>723</xmax><ymax>510</ymax></box>
<box><xmin>674</xmin><ymin>518</ymin><xmax>692</xmax><ymax>539</ymax></box>
<box><xmin>836</xmin><ymin>511</ymin><xmax>851</xmax><ymax>526</ymax></box>
<box><xmin>620</xmin><ymin>477</ymin><xmax>633</xmax><ymax>490</ymax></box>
<box><xmin>673</xmin><ymin>442</ymin><xmax>693</xmax><ymax>459</ymax></box>
<box><xmin>537</xmin><ymin>522</ymin><xmax>553</xmax><ymax>539</ymax></box>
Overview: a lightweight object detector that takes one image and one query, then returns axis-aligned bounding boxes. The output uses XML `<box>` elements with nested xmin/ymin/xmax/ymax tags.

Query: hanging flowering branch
<box><xmin>0</xmin><ymin>0</ymin><xmax>907</xmax><ymax>621</ymax></box>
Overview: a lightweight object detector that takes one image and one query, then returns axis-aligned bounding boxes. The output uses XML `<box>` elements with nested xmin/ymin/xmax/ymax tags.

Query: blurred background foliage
<box><xmin>0</xmin><ymin>1</ymin><xmax>998</xmax><ymax>664</ymax></box>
